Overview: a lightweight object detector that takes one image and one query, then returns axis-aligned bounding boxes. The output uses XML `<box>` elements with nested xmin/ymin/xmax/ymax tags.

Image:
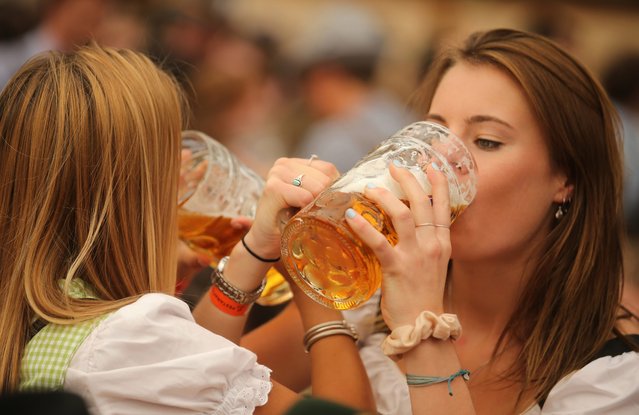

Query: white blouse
<box><xmin>64</xmin><ymin>294</ymin><xmax>272</xmax><ymax>415</ymax></box>
<box><xmin>343</xmin><ymin>291</ymin><xmax>639</xmax><ymax>415</ymax></box>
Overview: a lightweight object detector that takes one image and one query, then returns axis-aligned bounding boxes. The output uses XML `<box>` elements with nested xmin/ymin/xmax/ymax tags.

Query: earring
<box><xmin>555</xmin><ymin>198</ymin><xmax>569</xmax><ymax>220</ymax></box>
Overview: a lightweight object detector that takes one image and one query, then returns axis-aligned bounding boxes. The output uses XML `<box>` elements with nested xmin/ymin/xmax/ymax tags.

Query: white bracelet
<box><xmin>381</xmin><ymin>311</ymin><xmax>462</xmax><ymax>356</ymax></box>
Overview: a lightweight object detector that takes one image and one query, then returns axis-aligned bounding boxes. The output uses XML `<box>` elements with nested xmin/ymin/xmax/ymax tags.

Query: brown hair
<box><xmin>0</xmin><ymin>45</ymin><xmax>185</xmax><ymax>392</ymax></box>
<box><xmin>414</xmin><ymin>29</ymin><xmax>624</xmax><ymax>402</ymax></box>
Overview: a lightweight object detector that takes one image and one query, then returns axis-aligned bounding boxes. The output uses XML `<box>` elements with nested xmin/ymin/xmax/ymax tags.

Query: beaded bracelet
<box><xmin>303</xmin><ymin>320</ymin><xmax>359</xmax><ymax>353</ymax></box>
<box><xmin>406</xmin><ymin>369</ymin><xmax>471</xmax><ymax>396</ymax></box>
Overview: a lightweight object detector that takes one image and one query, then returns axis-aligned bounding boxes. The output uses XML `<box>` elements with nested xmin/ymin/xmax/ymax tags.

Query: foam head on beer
<box><xmin>337</xmin><ymin>158</ymin><xmax>470</xmax><ymax>212</ymax></box>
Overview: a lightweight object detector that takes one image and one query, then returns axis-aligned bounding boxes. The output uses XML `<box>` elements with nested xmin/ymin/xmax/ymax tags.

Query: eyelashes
<box><xmin>474</xmin><ymin>137</ymin><xmax>503</xmax><ymax>150</ymax></box>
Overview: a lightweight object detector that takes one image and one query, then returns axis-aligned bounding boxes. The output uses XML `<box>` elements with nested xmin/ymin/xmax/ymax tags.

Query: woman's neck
<box><xmin>447</xmin><ymin>257</ymin><xmax>529</xmax><ymax>336</ymax></box>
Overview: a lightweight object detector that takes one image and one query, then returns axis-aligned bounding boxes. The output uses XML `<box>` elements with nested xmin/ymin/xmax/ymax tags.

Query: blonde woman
<box><xmin>0</xmin><ymin>46</ymin><xmax>374</xmax><ymax>414</ymax></box>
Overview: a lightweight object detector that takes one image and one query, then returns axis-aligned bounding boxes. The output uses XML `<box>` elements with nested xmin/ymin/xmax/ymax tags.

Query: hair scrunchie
<box><xmin>382</xmin><ymin>311</ymin><xmax>462</xmax><ymax>356</ymax></box>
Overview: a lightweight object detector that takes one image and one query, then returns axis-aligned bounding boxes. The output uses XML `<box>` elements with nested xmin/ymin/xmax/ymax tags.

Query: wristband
<box><xmin>209</xmin><ymin>285</ymin><xmax>250</xmax><ymax>316</ymax></box>
<box><xmin>209</xmin><ymin>256</ymin><xmax>265</xmax><ymax>316</ymax></box>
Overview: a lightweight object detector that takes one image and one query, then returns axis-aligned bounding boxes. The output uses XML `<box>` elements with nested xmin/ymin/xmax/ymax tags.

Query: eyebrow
<box><xmin>425</xmin><ymin>113</ymin><xmax>446</xmax><ymax>124</ymax></box>
<box><xmin>425</xmin><ymin>113</ymin><xmax>514</xmax><ymax>130</ymax></box>
<box><xmin>466</xmin><ymin>115</ymin><xmax>514</xmax><ymax>130</ymax></box>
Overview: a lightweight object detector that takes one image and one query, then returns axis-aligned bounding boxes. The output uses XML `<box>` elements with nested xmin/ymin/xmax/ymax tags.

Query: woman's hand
<box><xmin>345</xmin><ymin>162</ymin><xmax>452</xmax><ymax>329</ymax></box>
<box><xmin>175</xmin><ymin>239</ymin><xmax>213</xmax><ymax>294</ymax></box>
<box><xmin>243</xmin><ymin>157</ymin><xmax>340</xmax><ymax>259</ymax></box>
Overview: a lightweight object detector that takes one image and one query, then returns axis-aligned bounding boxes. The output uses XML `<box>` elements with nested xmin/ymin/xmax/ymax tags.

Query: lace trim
<box><xmin>212</xmin><ymin>364</ymin><xmax>272</xmax><ymax>415</ymax></box>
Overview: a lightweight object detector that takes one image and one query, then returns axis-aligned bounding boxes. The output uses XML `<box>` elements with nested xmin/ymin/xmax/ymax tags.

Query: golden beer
<box><xmin>281</xmin><ymin>190</ymin><xmax>467</xmax><ymax>310</ymax></box>
<box><xmin>178</xmin><ymin>209</ymin><xmax>245</xmax><ymax>258</ymax></box>
<box><xmin>178</xmin><ymin>130</ymin><xmax>293</xmax><ymax>306</ymax></box>
<box><xmin>178</xmin><ymin>208</ymin><xmax>293</xmax><ymax>305</ymax></box>
<box><xmin>280</xmin><ymin>121</ymin><xmax>476</xmax><ymax>310</ymax></box>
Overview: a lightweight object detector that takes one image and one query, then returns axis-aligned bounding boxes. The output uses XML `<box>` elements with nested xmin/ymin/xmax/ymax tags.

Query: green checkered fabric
<box><xmin>57</xmin><ymin>278</ymin><xmax>99</xmax><ymax>300</ymax></box>
<box><xmin>19</xmin><ymin>279</ymin><xmax>108</xmax><ymax>391</ymax></box>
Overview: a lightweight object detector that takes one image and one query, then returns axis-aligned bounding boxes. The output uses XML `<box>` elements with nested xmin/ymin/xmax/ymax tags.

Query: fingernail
<box><xmin>431</xmin><ymin>162</ymin><xmax>440</xmax><ymax>171</ymax></box>
<box><xmin>366</xmin><ymin>182</ymin><xmax>377</xmax><ymax>189</ymax></box>
<box><xmin>393</xmin><ymin>159</ymin><xmax>403</xmax><ymax>167</ymax></box>
<box><xmin>345</xmin><ymin>208</ymin><xmax>357</xmax><ymax>219</ymax></box>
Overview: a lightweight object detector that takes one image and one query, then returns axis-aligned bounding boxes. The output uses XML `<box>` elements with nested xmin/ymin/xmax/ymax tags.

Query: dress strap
<box><xmin>19</xmin><ymin>278</ymin><xmax>108</xmax><ymax>391</ymax></box>
<box><xmin>19</xmin><ymin>315</ymin><xmax>108</xmax><ymax>391</ymax></box>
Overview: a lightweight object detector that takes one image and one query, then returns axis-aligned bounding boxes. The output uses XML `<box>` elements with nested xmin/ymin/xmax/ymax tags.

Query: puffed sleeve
<box><xmin>541</xmin><ymin>351</ymin><xmax>639</xmax><ymax>414</ymax></box>
<box><xmin>64</xmin><ymin>294</ymin><xmax>272</xmax><ymax>415</ymax></box>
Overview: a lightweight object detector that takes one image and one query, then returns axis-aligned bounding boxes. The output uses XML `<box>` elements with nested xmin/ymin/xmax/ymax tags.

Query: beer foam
<box><xmin>335</xmin><ymin>158</ymin><xmax>466</xmax><ymax>207</ymax></box>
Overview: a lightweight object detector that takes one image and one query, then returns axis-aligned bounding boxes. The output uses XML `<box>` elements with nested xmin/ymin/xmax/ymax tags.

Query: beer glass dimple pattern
<box><xmin>178</xmin><ymin>130</ymin><xmax>293</xmax><ymax>305</ymax></box>
<box><xmin>280</xmin><ymin>121</ymin><xmax>476</xmax><ymax>310</ymax></box>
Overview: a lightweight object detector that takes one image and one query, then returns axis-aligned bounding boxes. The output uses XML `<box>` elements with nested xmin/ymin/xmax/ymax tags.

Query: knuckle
<box><xmin>318</xmin><ymin>174</ymin><xmax>333</xmax><ymax>189</ymax></box>
<box><xmin>394</xmin><ymin>207</ymin><xmax>413</xmax><ymax>223</ymax></box>
<box><xmin>433</xmin><ymin>198</ymin><xmax>449</xmax><ymax>208</ymax></box>
<box><xmin>327</xmin><ymin>164</ymin><xmax>340</xmax><ymax>177</ymax></box>
<box><xmin>423</xmin><ymin>240</ymin><xmax>443</xmax><ymax>257</ymax></box>
<box><xmin>267</xmin><ymin>164</ymin><xmax>286</xmax><ymax>179</ymax></box>
<box><xmin>371</xmin><ymin>237</ymin><xmax>389</xmax><ymax>252</ymax></box>
<box><xmin>274</xmin><ymin>157</ymin><xmax>289</xmax><ymax>166</ymax></box>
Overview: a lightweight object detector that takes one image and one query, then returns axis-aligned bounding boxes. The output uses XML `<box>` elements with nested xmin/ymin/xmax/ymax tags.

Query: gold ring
<box><xmin>415</xmin><ymin>222</ymin><xmax>449</xmax><ymax>229</ymax></box>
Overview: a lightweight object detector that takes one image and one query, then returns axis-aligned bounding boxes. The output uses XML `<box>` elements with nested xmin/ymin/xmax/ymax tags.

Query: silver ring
<box><xmin>308</xmin><ymin>154</ymin><xmax>318</xmax><ymax>166</ymax></box>
<box><xmin>415</xmin><ymin>222</ymin><xmax>449</xmax><ymax>229</ymax></box>
<box><xmin>292</xmin><ymin>173</ymin><xmax>305</xmax><ymax>187</ymax></box>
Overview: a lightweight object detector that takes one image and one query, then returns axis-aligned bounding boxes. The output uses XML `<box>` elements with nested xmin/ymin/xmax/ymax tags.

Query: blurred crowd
<box><xmin>1</xmin><ymin>0</ymin><xmax>638</xmax><ymax>306</ymax></box>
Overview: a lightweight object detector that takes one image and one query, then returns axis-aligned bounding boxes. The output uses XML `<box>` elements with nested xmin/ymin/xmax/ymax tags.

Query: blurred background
<box><xmin>2</xmin><ymin>0</ymin><xmax>638</xmax><ymax>309</ymax></box>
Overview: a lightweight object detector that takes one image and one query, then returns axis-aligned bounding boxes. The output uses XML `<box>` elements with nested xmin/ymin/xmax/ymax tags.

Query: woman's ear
<box><xmin>553</xmin><ymin>175</ymin><xmax>574</xmax><ymax>203</ymax></box>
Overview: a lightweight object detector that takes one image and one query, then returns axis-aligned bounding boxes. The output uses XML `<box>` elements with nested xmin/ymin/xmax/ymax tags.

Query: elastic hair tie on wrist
<box><xmin>241</xmin><ymin>235</ymin><xmax>280</xmax><ymax>263</ymax></box>
<box><xmin>381</xmin><ymin>311</ymin><xmax>462</xmax><ymax>356</ymax></box>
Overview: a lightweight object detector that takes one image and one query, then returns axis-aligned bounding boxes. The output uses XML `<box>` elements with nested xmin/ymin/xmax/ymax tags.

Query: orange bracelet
<box><xmin>209</xmin><ymin>285</ymin><xmax>250</xmax><ymax>316</ymax></box>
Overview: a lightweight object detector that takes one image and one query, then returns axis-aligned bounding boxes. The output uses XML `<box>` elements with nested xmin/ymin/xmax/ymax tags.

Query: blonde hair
<box><xmin>0</xmin><ymin>46</ymin><xmax>184</xmax><ymax>392</ymax></box>
<box><xmin>414</xmin><ymin>29</ymin><xmax>625</xmax><ymax>404</ymax></box>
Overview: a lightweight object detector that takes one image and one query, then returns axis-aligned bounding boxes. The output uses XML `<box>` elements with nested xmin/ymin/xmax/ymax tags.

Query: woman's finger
<box><xmin>428</xmin><ymin>163</ymin><xmax>452</xmax><ymax>229</ymax></box>
<box><xmin>389</xmin><ymin>162</ymin><xmax>435</xmax><ymax>228</ymax></box>
<box><xmin>344</xmin><ymin>207</ymin><xmax>396</xmax><ymax>268</ymax></box>
<box><xmin>362</xmin><ymin>184</ymin><xmax>416</xmax><ymax>246</ymax></box>
<box><xmin>276</xmin><ymin>157</ymin><xmax>341</xmax><ymax>182</ymax></box>
<box><xmin>264</xmin><ymin>179</ymin><xmax>315</xmax><ymax>211</ymax></box>
<box><xmin>230</xmin><ymin>216</ymin><xmax>253</xmax><ymax>230</ymax></box>
<box><xmin>304</xmin><ymin>157</ymin><xmax>341</xmax><ymax>181</ymax></box>
<box><xmin>269</xmin><ymin>160</ymin><xmax>336</xmax><ymax>197</ymax></box>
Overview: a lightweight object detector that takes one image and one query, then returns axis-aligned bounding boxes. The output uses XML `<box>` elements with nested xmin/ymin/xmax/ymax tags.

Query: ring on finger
<box><xmin>307</xmin><ymin>154</ymin><xmax>318</xmax><ymax>166</ymax></box>
<box><xmin>415</xmin><ymin>222</ymin><xmax>449</xmax><ymax>229</ymax></box>
<box><xmin>292</xmin><ymin>173</ymin><xmax>305</xmax><ymax>187</ymax></box>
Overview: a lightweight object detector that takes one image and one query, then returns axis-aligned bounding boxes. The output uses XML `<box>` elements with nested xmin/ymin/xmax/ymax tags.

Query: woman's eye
<box><xmin>474</xmin><ymin>137</ymin><xmax>502</xmax><ymax>150</ymax></box>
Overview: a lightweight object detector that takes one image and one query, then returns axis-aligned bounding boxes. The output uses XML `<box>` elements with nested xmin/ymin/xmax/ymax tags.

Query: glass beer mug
<box><xmin>178</xmin><ymin>130</ymin><xmax>293</xmax><ymax>306</ymax></box>
<box><xmin>280</xmin><ymin>121</ymin><xmax>477</xmax><ymax>310</ymax></box>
